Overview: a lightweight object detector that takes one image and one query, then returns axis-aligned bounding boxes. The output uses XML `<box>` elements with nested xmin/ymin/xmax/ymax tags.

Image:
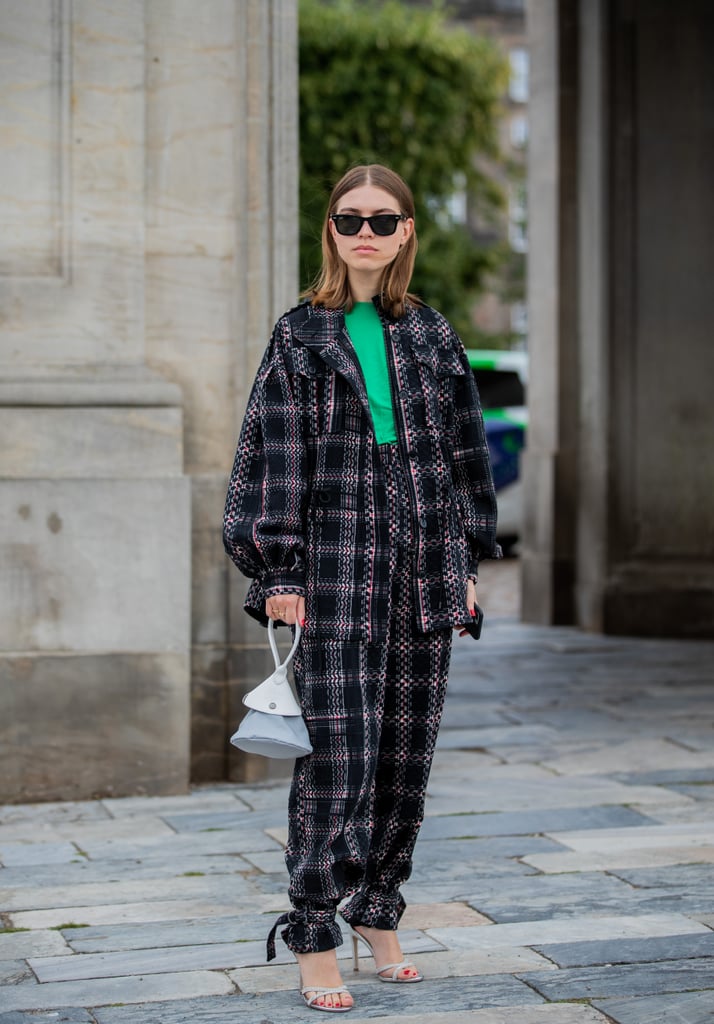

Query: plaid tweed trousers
<box><xmin>268</xmin><ymin>444</ymin><xmax>453</xmax><ymax>958</ymax></box>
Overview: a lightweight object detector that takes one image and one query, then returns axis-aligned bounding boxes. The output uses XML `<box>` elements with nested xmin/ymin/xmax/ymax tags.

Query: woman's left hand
<box><xmin>456</xmin><ymin>578</ymin><xmax>478</xmax><ymax>637</ymax></box>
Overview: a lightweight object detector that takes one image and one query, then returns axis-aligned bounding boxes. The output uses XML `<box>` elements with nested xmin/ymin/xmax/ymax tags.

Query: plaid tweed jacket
<box><xmin>223</xmin><ymin>299</ymin><xmax>500</xmax><ymax>641</ymax></box>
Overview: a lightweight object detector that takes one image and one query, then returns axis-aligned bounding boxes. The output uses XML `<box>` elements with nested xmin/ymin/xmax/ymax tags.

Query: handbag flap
<box><xmin>242</xmin><ymin>666</ymin><xmax>303</xmax><ymax>716</ymax></box>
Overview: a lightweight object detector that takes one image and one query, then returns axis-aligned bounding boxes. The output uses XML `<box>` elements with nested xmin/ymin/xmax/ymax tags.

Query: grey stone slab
<box><xmin>534</xmin><ymin>931</ymin><xmax>714</xmax><ymax>967</ymax></box>
<box><xmin>0</xmin><ymin>842</ymin><xmax>81</xmax><ymax>867</ymax></box>
<box><xmin>0</xmin><ymin>854</ymin><xmax>255</xmax><ymax>890</ymax></box>
<box><xmin>0</xmin><ymin>873</ymin><xmax>255</xmax><ymax>913</ymax></box>
<box><xmin>411</xmin><ymin>839</ymin><xmax>536</xmax><ymax>882</ymax></box>
<box><xmin>593</xmin><ymin>990</ymin><xmax>714</xmax><ymax>1024</ymax></box>
<box><xmin>64</xmin><ymin>913</ymin><xmax>281</xmax><ymax>953</ymax></box>
<box><xmin>92</xmin><ymin>974</ymin><xmax>544</xmax><ymax>1023</ymax></box>
<box><xmin>418</xmin><ymin>825</ymin><xmax>563</xmax><ymax>857</ymax></box>
<box><xmin>75</xmin><ymin>826</ymin><xmax>281</xmax><ymax>862</ymax></box>
<box><xmin>0</xmin><ymin>1013</ymin><xmax>95</xmax><ymax>1024</ymax></box>
<box><xmin>613</xmin><ymin>768</ymin><xmax>714</xmax><ymax>786</ymax></box>
<box><xmin>428</xmin><ymin>913</ymin><xmax>710</xmax><ymax>951</ymax></box>
<box><xmin>435</xmin><ymin>724</ymin><xmax>560</xmax><ymax>750</ymax></box>
<box><xmin>420</xmin><ymin>805</ymin><xmax>655</xmax><ymax>837</ymax></box>
<box><xmin>439</xmin><ymin>701</ymin><xmax>514</xmax><ymax>729</ymax></box>
<box><xmin>463</xmin><ymin>871</ymin><xmax>666</xmax><ymax>923</ymax></box>
<box><xmin>0</xmin><ymin>970</ymin><xmax>234</xmax><ymax>1012</ymax></box>
<box><xmin>611</xmin><ymin>862</ymin><xmax>714</xmax><ymax>891</ymax></box>
<box><xmin>520</xmin><ymin>958</ymin><xmax>714</xmax><ymax>1000</ymax></box>
<box><xmin>0</xmin><ymin>959</ymin><xmax>34</xmax><ymax>984</ymax></box>
<box><xmin>31</xmin><ymin>929</ymin><xmax>443</xmax><ymax>982</ymax></box>
<box><xmin>0</xmin><ymin>801</ymin><xmax>112</xmax><ymax>827</ymax></box>
<box><xmin>0</xmin><ymin>929</ymin><xmax>71</xmax><ymax>960</ymax></box>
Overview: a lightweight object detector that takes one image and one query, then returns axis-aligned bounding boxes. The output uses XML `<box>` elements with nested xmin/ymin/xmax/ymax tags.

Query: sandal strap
<box><xmin>301</xmin><ymin>986</ymin><xmax>351</xmax><ymax>1005</ymax></box>
<box><xmin>377</xmin><ymin>960</ymin><xmax>417</xmax><ymax>979</ymax></box>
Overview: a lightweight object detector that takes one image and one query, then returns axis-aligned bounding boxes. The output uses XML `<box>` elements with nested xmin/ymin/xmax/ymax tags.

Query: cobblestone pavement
<box><xmin>1</xmin><ymin>562</ymin><xmax>713</xmax><ymax>1023</ymax></box>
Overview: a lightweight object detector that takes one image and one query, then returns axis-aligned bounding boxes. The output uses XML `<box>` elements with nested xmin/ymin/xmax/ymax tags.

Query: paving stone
<box><xmin>427</xmin><ymin>912</ymin><xmax>710</xmax><ymax>950</ymax></box>
<box><xmin>0</xmin><ymin>873</ymin><xmax>256</xmax><ymax>913</ymax></box>
<box><xmin>0</xmin><ymin>959</ymin><xmax>34</xmax><ymax>984</ymax></box>
<box><xmin>239</xmin><ymin>850</ymin><xmax>287</xmax><ymax>874</ymax></box>
<box><xmin>101</xmin><ymin>792</ymin><xmax>250</xmax><ymax>818</ymax></box>
<box><xmin>534</xmin><ymin>930</ymin><xmax>714</xmax><ymax>967</ymax></box>
<box><xmin>52</xmin><ymin>817</ymin><xmax>176</xmax><ymax>844</ymax></box>
<box><xmin>9</xmin><ymin>893</ymin><xmax>287</xmax><ymax>930</ymax></box>
<box><xmin>610</xmin><ymin>861</ymin><xmax>714</xmax><ymax>891</ymax></box>
<box><xmin>0</xmin><ymin>802</ymin><xmax>111</xmax><ymax>827</ymax></box>
<box><xmin>417</xmin><ymin>824</ymin><xmax>563</xmax><ymax>859</ymax></box>
<box><xmin>61</xmin><ymin>913</ymin><xmax>283</xmax><ymax>953</ymax></box>
<box><xmin>91</xmin><ymin>974</ymin><xmax>544</xmax><ymax>1022</ymax></box>
<box><xmin>543</xmin><ymin>821</ymin><xmax>714</xmax><ymax>852</ymax></box>
<box><xmin>0</xmin><ymin>1011</ymin><xmax>95</xmax><ymax>1024</ymax></box>
<box><xmin>0</xmin><ymin>843</ymin><xmax>82</xmax><ymax>867</ymax></box>
<box><xmin>436</xmin><ymin>724</ymin><xmax>561</xmax><ymax>750</ymax></box>
<box><xmin>411</xmin><ymin>840</ymin><xmax>536</xmax><ymax>882</ymax></box>
<box><xmin>0</xmin><ymin>970</ymin><xmax>235</xmax><ymax>1012</ymax></box>
<box><xmin>592</xmin><ymin>990</ymin><xmax>714</xmax><ymax>1024</ymax></box>
<box><xmin>420</xmin><ymin>805</ymin><xmax>655</xmax><ymax>838</ymax></box>
<box><xmin>523</xmin><ymin>843</ymin><xmax>714</xmax><ymax>873</ymax></box>
<box><xmin>400</xmin><ymin>902</ymin><xmax>490</xmax><ymax>929</ymax></box>
<box><xmin>613</xmin><ymin>768</ymin><xmax>714</xmax><ymax>786</ymax></box>
<box><xmin>423</xmin><ymin>775</ymin><xmax>689</xmax><ymax>813</ymax></box>
<box><xmin>0</xmin><ymin>854</ymin><xmax>257</xmax><ymax>890</ymax></box>
<box><xmin>461</xmin><ymin>870</ymin><xmax>646</xmax><ymax>923</ymax></box>
<box><xmin>29</xmin><ymin>930</ymin><xmax>444</xmax><ymax>982</ymax></box>
<box><xmin>543</xmin><ymin>738</ymin><xmax>714</xmax><ymax>776</ymax></box>
<box><xmin>519</xmin><ymin>957</ymin><xmax>714</xmax><ymax>1000</ymax></box>
<box><xmin>0</xmin><ymin>929</ymin><xmax>72</xmax><ymax>960</ymax></box>
<box><xmin>73</xmin><ymin>826</ymin><xmax>281</xmax><ymax>862</ymax></box>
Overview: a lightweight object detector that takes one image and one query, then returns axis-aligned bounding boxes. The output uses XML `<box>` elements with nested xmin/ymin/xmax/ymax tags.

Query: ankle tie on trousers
<box><xmin>266</xmin><ymin>906</ymin><xmax>343</xmax><ymax>961</ymax></box>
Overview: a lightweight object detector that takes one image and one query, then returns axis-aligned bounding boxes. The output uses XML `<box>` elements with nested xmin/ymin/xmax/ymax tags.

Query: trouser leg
<box><xmin>276</xmin><ymin>636</ymin><xmax>384</xmax><ymax>954</ymax></box>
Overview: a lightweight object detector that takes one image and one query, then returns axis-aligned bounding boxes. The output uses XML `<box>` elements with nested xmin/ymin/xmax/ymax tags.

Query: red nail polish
<box><xmin>470</xmin><ymin>608</ymin><xmax>476</xmax><ymax>616</ymax></box>
<box><xmin>300</xmin><ymin>618</ymin><xmax>306</xmax><ymax>627</ymax></box>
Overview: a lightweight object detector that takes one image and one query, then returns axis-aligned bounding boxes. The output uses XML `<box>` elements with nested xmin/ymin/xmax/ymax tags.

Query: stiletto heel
<box><xmin>351</xmin><ymin>933</ymin><xmax>360</xmax><ymax>972</ymax></box>
<box><xmin>347</xmin><ymin>925</ymin><xmax>423</xmax><ymax>983</ymax></box>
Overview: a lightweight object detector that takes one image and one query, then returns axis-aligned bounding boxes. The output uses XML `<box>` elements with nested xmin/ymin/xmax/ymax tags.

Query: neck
<box><xmin>347</xmin><ymin>268</ymin><xmax>381</xmax><ymax>303</ymax></box>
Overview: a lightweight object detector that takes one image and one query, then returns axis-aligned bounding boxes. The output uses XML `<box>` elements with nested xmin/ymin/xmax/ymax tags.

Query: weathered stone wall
<box><xmin>0</xmin><ymin>0</ymin><xmax>298</xmax><ymax>801</ymax></box>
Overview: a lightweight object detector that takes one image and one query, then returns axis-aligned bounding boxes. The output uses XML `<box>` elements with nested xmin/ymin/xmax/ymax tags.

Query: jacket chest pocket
<box><xmin>407</xmin><ymin>340</ymin><xmax>465</xmax><ymax>434</ymax></box>
<box><xmin>285</xmin><ymin>348</ymin><xmax>337</xmax><ymax>434</ymax></box>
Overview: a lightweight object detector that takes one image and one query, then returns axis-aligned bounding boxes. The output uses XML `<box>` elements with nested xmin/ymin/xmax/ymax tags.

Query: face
<box><xmin>329</xmin><ymin>184</ymin><xmax>414</xmax><ymax>278</ymax></box>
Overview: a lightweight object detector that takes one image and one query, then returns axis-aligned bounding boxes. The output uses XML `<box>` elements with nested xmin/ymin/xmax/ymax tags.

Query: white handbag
<box><xmin>230</xmin><ymin>621</ymin><xmax>312</xmax><ymax>759</ymax></box>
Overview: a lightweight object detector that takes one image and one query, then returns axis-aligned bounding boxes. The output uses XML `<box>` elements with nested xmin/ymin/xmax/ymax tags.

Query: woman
<box><xmin>223</xmin><ymin>164</ymin><xmax>499</xmax><ymax>1012</ymax></box>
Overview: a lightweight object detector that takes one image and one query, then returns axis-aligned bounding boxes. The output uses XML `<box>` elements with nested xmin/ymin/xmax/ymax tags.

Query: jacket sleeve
<box><xmin>449</xmin><ymin>330</ymin><xmax>502</xmax><ymax>575</ymax></box>
<box><xmin>222</xmin><ymin>318</ymin><xmax>307</xmax><ymax>597</ymax></box>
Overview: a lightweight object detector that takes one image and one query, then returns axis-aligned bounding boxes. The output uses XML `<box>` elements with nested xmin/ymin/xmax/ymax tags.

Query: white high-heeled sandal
<box><xmin>348</xmin><ymin>925</ymin><xmax>423</xmax><ymax>983</ymax></box>
<box><xmin>300</xmin><ymin>981</ymin><xmax>353</xmax><ymax>1013</ymax></box>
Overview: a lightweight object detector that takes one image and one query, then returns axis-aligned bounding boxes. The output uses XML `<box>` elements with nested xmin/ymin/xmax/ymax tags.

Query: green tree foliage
<box><xmin>299</xmin><ymin>0</ymin><xmax>509</xmax><ymax>342</ymax></box>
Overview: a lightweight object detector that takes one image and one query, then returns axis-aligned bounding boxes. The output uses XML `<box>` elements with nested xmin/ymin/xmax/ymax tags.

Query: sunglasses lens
<box><xmin>332</xmin><ymin>215</ymin><xmax>361</xmax><ymax>235</ymax></box>
<box><xmin>371</xmin><ymin>215</ymin><xmax>399</xmax><ymax>236</ymax></box>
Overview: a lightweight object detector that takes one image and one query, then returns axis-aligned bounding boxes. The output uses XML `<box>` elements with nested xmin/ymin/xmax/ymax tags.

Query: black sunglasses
<box><xmin>330</xmin><ymin>213</ymin><xmax>407</xmax><ymax>237</ymax></box>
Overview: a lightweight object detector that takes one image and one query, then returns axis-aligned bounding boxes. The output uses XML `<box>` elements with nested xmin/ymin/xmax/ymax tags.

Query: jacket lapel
<box><xmin>293</xmin><ymin>308</ymin><xmax>372</xmax><ymax>418</ymax></box>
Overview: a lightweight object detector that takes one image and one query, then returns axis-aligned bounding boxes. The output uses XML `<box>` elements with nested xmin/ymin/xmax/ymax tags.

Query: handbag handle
<box><xmin>267</xmin><ymin>618</ymin><xmax>302</xmax><ymax>672</ymax></box>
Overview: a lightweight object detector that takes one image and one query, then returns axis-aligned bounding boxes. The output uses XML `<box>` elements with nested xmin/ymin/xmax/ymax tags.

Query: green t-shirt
<box><xmin>344</xmin><ymin>302</ymin><xmax>398</xmax><ymax>444</ymax></box>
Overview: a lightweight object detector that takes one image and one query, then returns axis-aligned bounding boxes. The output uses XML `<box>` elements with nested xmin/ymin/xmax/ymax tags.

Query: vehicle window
<box><xmin>473</xmin><ymin>369</ymin><xmax>525</xmax><ymax>408</ymax></box>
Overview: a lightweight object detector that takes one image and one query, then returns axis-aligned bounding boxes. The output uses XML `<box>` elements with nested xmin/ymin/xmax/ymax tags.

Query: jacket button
<box><xmin>419</xmin><ymin>516</ymin><xmax>427</xmax><ymax>528</ymax></box>
<box><xmin>318</xmin><ymin>490</ymin><xmax>331</xmax><ymax>505</ymax></box>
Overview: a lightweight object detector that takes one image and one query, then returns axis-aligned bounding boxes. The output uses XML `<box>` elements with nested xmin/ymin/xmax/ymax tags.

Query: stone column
<box><xmin>142</xmin><ymin>0</ymin><xmax>299</xmax><ymax>783</ymax></box>
<box><xmin>520</xmin><ymin>0</ymin><xmax>579</xmax><ymax>625</ymax></box>
<box><xmin>0</xmin><ymin>1</ymin><xmax>191</xmax><ymax>802</ymax></box>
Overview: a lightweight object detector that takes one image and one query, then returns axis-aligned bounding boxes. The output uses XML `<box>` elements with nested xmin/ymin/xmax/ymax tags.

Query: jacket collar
<box><xmin>293</xmin><ymin>305</ymin><xmax>371</xmax><ymax>409</ymax></box>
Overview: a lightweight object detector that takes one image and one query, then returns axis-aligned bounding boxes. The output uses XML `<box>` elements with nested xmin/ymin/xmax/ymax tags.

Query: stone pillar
<box><xmin>520</xmin><ymin>0</ymin><xmax>579</xmax><ymax>625</ymax></box>
<box><xmin>141</xmin><ymin>0</ymin><xmax>299</xmax><ymax>784</ymax></box>
<box><xmin>0</xmin><ymin>1</ymin><xmax>191</xmax><ymax>802</ymax></box>
<box><xmin>0</xmin><ymin>0</ymin><xmax>299</xmax><ymax>800</ymax></box>
<box><xmin>523</xmin><ymin>0</ymin><xmax>714</xmax><ymax>638</ymax></box>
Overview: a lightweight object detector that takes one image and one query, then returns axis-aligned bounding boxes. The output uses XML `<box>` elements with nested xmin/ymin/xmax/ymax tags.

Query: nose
<box><xmin>357</xmin><ymin>219</ymin><xmax>374</xmax><ymax>237</ymax></box>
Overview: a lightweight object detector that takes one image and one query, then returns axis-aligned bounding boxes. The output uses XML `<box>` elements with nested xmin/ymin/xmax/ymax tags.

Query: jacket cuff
<box><xmin>262</xmin><ymin>572</ymin><xmax>306</xmax><ymax>596</ymax></box>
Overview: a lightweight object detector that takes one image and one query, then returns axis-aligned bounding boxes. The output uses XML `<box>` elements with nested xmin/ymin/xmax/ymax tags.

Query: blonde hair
<box><xmin>305</xmin><ymin>164</ymin><xmax>420</xmax><ymax>319</ymax></box>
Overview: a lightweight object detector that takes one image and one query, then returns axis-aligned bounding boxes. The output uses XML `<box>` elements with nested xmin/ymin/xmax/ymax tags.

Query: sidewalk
<box><xmin>1</xmin><ymin>566</ymin><xmax>713</xmax><ymax>1023</ymax></box>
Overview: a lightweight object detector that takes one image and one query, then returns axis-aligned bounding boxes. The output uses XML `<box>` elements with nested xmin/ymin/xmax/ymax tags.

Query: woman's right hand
<box><xmin>265</xmin><ymin>593</ymin><xmax>305</xmax><ymax>627</ymax></box>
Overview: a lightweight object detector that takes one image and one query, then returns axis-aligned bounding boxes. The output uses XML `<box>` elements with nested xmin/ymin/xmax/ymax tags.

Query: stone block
<box><xmin>0</xmin><ymin>654</ymin><xmax>189</xmax><ymax>804</ymax></box>
<box><xmin>426</xmin><ymin>912</ymin><xmax>709</xmax><ymax>950</ymax></box>
<box><xmin>0</xmin><ymin>970</ymin><xmax>234</xmax><ymax>1013</ymax></box>
<box><xmin>519</xmin><ymin>958</ymin><xmax>714</xmax><ymax>1001</ymax></box>
<box><xmin>593</xmin><ymin>991</ymin><xmax>714</xmax><ymax>1024</ymax></box>
<box><xmin>0</xmin><ymin>406</ymin><xmax>182</xmax><ymax>478</ymax></box>
<box><xmin>533</xmin><ymin>931</ymin><xmax>714</xmax><ymax>967</ymax></box>
<box><xmin>0</xmin><ymin>478</ymin><xmax>190</xmax><ymax>652</ymax></box>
